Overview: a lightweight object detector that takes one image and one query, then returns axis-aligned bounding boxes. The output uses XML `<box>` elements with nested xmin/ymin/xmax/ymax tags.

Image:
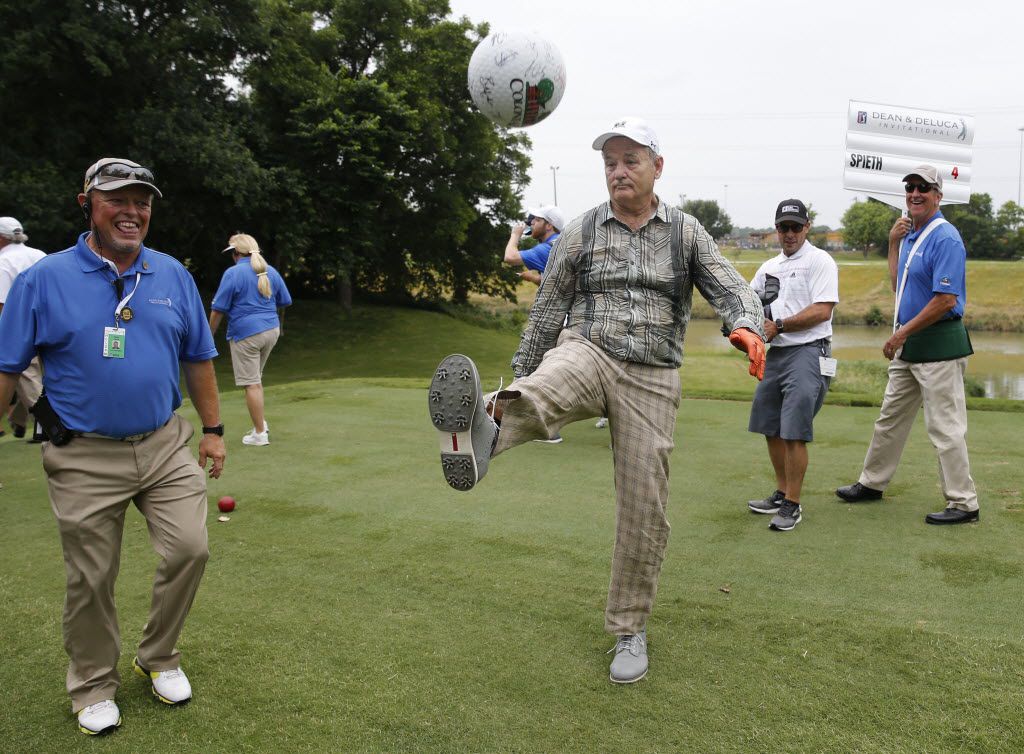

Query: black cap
<box><xmin>775</xmin><ymin>199</ymin><xmax>809</xmax><ymax>226</ymax></box>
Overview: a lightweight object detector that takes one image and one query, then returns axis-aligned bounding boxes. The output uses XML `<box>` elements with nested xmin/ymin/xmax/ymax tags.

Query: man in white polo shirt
<box><xmin>0</xmin><ymin>216</ymin><xmax>46</xmax><ymax>440</ymax></box>
<box><xmin>745</xmin><ymin>199</ymin><xmax>838</xmax><ymax>531</ymax></box>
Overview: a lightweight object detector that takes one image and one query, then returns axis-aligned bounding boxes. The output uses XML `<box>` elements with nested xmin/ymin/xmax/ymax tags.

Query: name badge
<box><xmin>103</xmin><ymin>327</ymin><xmax>126</xmax><ymax>358</ymax></box>
<box><xmin>819</xmin><ymin>356</ymin><xmax>837</xmax><ymax>377</ymax></box>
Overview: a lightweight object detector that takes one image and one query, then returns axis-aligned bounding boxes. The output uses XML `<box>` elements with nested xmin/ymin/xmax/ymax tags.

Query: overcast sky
<box><xmin>447</xmin><ymin>0</ymin><xmax>1024</xmax><ymax>230</ymax></box>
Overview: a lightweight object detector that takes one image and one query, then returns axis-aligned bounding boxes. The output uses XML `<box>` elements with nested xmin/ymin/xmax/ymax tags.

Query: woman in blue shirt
<box><xmin>209</xmin><ymin>233</ymin><xmax>292</xmax><ymax>446</ymax></box>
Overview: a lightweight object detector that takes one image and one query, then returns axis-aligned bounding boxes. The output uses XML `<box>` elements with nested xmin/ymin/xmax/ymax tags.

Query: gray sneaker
<box><xmin>429</xmin><ymin>354</ymin><xmax>498</xmax><ymax>491</ymax></box>
<box><xmin>608</xmin><ymin>630</ymin><xmax>648</xmax><ymax>684</ymax></box>
<box><xmin>769</xmin><ymin>500</ymin><xmax>802</xmax><ymax>531</ymax></box>
<box><xmin>748</xmin><ymin>489</ymin><xmax>785</xmax><ymax>514</ymax></box>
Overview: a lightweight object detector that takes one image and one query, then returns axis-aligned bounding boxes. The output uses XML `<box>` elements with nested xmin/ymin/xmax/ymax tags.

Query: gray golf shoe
<box><xmin>769</xmin><ymin>500</ymin><xmax>803</xmax><ymax>531</ymax></box>
<box><xmin>608</xmin><ymin>630</ymin><xmax>648</xmax><ymax>684</ymax></box>
<box><xmin>429</xmin><ymin>354</ymin><xmax>498</xmax><ymax>491</ymax></box>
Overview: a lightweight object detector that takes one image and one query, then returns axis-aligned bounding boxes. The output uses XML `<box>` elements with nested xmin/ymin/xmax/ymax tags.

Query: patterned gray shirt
<box><xmin>511</xmin><ymin>199</ymin><xmax>764</xmax><ymax>377</ymax></box>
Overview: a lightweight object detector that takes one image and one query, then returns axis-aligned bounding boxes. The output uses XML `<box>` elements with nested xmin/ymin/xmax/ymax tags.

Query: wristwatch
<box><xmin>202</xmin><ymin>423</ymin><xmax>225</xmax><ymax>436</ymax></box>
<box><xmin>774</xmin><ymin>318</ymin><xmax>785</xmax><ymax>333</ymax></box>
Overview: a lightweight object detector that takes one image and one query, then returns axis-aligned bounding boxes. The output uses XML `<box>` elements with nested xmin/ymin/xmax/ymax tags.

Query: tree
<box><xmin>0</xmin><ymin>0</ymin><xmax>269</xmax><ymax>289</ymax></box>
<box><xmin>841</xmin><ymin>198</ymin><xmax>898</xmax><ymax>256</ymax></box>
<box><xmin>995</xmin><ymin>201</ymin><xmax>1024</xmax><ymax>259</ymax></box>
<box><xmin>941</xmin><ymin>193</ymin><xmax>999</xmax><ymax>258</ymax></box>
<box><xmin>244</xmin><ymin>0</ymin><xmax>530</xmax><ymax>307</ymax></box>
<box><xmin>679</xmin><ymin>199</ymin><xmax>732</xmax><ymax>239</ymax></box>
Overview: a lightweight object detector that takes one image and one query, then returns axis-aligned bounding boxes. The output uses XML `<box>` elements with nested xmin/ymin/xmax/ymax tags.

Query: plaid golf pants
<box><xmin>495</xmin><ymin>330</ymin><xmax>680</xmax><ymax>635</ymax></box>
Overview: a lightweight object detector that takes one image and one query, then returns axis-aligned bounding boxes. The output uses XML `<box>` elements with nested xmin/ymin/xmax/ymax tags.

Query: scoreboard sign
<box><xmin>844</xmin><ymin>99</ymin><xmax>975</xmax><ymax>208</ymax></box>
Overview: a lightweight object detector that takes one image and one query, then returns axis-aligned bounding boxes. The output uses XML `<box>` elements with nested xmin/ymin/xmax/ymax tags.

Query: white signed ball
<box><xmin>467</xmin><ymin>30</ymin><xmax>566</xmax><ymax>128</ymax></box>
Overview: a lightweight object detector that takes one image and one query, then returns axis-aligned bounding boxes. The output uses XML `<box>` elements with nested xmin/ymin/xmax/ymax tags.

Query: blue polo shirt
<box><xmin>0</xmin><ymin>233</ymin><xmax>217</xmax><ymax>436</ymax></box>
<box><xmin>520</xmin><ymin>232</ymin><xmax>561</xmax><ymax>274</ymax></box>
<box><xmin>896</xmin><ymin>212</ymin><xmax>967</xmax><ymax>324</ymax></box>
<box><xmin>210</xmin><ymin>257</ymin><xmax>292</xmax><ymax>341</ymax></box>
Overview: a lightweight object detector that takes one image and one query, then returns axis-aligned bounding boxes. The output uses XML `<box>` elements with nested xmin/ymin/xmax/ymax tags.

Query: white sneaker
<box><xmin>78</xmin><ymin>699</ymin><xmax>121</xmax><ymax>735</ymax></box>
<box><xmin>595</xmin><ymin>417</ymin><xmax>608</xmax><ymax>429</ymax></box>
<box><xmin>242</xmin><ymin>429</ymin><xmax>269</xmax><ymax>446</ymax></box>
<box><xmin>133</xmin><ymin>657</ymin><xmax>192</xmax><ymax>705</ymax></box>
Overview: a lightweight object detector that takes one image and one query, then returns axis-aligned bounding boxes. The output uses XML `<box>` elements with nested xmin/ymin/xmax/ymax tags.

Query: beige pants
<box><xmin>41</xmin><ymin>413</ymin><xmax>210</xmax><ymax>712</ymax></box>
<box><xmin>858</xmin><ymin>356</ymin><xmax>978</xmax><ymax>511</ymax></box>
<box><xmin>495</xmin><ymin>331</ymin><xmax>680</xmax><ymax>635</ymax></box>
<box><xmin>8</xmin><ymin>356</ymin><xmax>42</xmax><ymax>428</ymax></box>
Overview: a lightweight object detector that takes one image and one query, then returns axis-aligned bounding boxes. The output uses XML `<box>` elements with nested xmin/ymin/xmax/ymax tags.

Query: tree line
<box><xmin>841</xmin><ymin>195</ymin><xmax>1024</xmax><ymax>259</ymax></box>
<box><xmin>0</xmin><ymin>0</ymin><xmax>530</xmax><ymax>307</ymax></box>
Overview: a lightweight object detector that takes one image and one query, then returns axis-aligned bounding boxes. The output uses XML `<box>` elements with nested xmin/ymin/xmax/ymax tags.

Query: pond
<box><xmin>685</xmin><ymin>319</ymin><xmax>1024</xmax><ymax>400</ymax></box>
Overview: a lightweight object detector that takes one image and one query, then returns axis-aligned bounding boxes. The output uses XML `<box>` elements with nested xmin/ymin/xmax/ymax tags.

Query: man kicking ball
<box><xmin>428</xmin><ymin>117</ymin><xmax>765</xmax><ymax>684</ymax></box>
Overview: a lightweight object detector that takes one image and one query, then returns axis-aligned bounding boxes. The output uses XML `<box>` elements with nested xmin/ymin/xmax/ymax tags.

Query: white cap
<box><xmin>527</xmin><ymin>205</ymin><xmax>566</xmax><ymax>232</ymax></box>
<box><xmin>0</xmin><ymin>216</ymin><xmax>27</xmax><ymax>242</ymax></box>
<box><xmin>592</xmin><ymin>116</ymin><xmax>660</xmax><ymax>155</ymax></box>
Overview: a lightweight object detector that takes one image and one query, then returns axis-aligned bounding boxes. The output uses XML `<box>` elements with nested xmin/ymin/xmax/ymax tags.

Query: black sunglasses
<box><xmin>904</xmin><ymin>182</ymin><xmax>935</xmax><ymax>194</ymax></box>
<box><xmin>776</xmin><ymin>223</ymin><xmax>805</xmax><ymax>234</ymax></box>
<box><xmin>86</xmin><ymin>162</ymin><xmax>156</xmax><ymax>190</ymax></box>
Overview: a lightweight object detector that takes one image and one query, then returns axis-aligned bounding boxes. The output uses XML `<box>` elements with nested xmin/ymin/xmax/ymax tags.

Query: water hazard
<box><xmin>686</xmin><ymin>319</ymin><xmax>1024</xmax><ymax>400</ymax></box>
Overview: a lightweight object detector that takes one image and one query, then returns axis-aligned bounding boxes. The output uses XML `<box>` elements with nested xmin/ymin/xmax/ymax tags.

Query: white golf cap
<box><xmin>592</xmin><ymin>116</ymin><xmax>660</xmax><ymax>155</ymax></box>
<box><xmin>0</xmin><ymin>216</ymin><xmax>27</xmax><ymax>241</ymax></box>
<box><xmin>527</xmin><ymin>205</ymin><xmax>565</xmax><ymax>232</ymax></box>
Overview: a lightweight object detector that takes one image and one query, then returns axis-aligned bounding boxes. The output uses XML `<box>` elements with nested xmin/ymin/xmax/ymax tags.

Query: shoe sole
<box><xmin>429</xmin><ymin>354</ymin><xmax>485</xmax><ymax>491</ymax></box>
<box><xmin>925</xmin><ymin>513</ymin><xmax>979</xmax><ymax>525</ymax></box>
<box><xmin>770</xmin><ymin>516</ymin><xmax>802</xmax><ymax>531</ymax></box>
<box><xmin>133</xmin><ymin>657</ymin><xmax>191</xmax><ymax>706</ymax></box>
<box><xmin>609</xmin><ymin>667</ymin><xmax>648</xmax><ymax>684</ymax></box>
<box><xmin>79</xmin><ymin>718</ymin><xmax>122</xmax><ymax>736</ymax></box>
<box><xmin>748</xmin><ymin>503</ymin><xmax>782</xmax><ymax>514</ymax></box>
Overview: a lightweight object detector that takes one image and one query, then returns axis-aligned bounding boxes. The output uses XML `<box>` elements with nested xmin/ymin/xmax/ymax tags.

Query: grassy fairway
<box><xmin>1</xmin><ymin>304</ymin><xmax>1022</xmax><ymax>752</ymax></box>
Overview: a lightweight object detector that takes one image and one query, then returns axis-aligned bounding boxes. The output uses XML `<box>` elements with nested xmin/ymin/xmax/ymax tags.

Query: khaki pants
<box><xmin>229</xmin><ymin>327</ymin><xmax>280</xmax><ymax>386</ymax></box>
<box><xmin>41</xmin><ymin>414</ymin><xmax>210</xmax><ymax>712</ymax></box>
<box><xmin>495</xmin><ymin>331</ymin><xmax>680</xmax><ymax>635</ymax></box>
<box><xmin>858</xmin><ymin>356</ymin><xmax>978</xmax><ymax>511</ymax></box>
<box><xmin>8</xmin><ymin>356</ymin><xmax>42</xmax><ymax>428</ymax></box>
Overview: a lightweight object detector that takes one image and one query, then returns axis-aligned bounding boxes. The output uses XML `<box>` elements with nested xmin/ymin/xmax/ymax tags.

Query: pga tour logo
<box><xmin>857</xmin><ymin>111</ymin><xmax>868</xmax><ymax>124</ymax></box>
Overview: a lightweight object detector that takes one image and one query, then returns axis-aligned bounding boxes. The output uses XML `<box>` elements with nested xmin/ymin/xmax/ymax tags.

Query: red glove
<box><xmin>728</xmin><ymin>327</ymin><xmax>766</xmax><ymax>381</ymax></box>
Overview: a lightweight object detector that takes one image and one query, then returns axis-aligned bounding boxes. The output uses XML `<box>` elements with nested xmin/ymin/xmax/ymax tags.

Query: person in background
<box><xmin>209</xmin><ymin>233</ymin><xmax>292</xmax><ymax>446</ymax></box>
<box><xmin>836</xmin><ymin>164</ymin><xmax>978</xmax><ymax>525</ymax></box>
<box><xmin>745</xmin><ymin>199</ymin><xmax>838</xmax><ymax>532</ymax></box>
<box><xmin>0</xmin><ymin>215</ymin><xmax>46</xmax><ymax>441</ymax></box>
<box><xmin>503</xmin><ymin>205</ymin><xmax>565</xmax><ymax>286</ymax></box>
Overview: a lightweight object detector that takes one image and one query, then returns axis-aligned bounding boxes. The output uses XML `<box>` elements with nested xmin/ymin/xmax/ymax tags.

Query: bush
<box><xmin>864</xmin><ymin>306</ymin><xmax>885</xmax><ymax>327</ymax></box>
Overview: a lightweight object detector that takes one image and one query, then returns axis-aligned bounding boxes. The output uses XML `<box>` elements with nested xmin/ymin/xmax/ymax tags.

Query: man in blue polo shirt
<box><xmin>0</xmin><ymin>157</ymin><xmax>226</xmax><ymax>735</ymax></box>
<box><xmin>502</xmin><ymin>204</ymin><xmax>565</xmax><ymax>285</ymax></box>
<box><xmin>836</xmin><ymin>164</ymin><xmax>978</xmax><ymax>525</ymax></box>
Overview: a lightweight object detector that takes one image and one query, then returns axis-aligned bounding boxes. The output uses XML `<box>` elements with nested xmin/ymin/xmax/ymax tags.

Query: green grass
<box><xmin>2</xmin><ymin>302</ymin><xmax>1023</xmax><ymax>752</ymax></box>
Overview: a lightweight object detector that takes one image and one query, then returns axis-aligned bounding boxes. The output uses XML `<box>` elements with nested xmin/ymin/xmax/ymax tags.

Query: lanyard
<box><xmin>114</xmin><ymin>272</ymin><xmax>142</xmax><ymax>325</ymax></box>
<box><xmin>893</xmin><ymin>217</ymin><xmax>947</xmax><ymax>331</ymax></box>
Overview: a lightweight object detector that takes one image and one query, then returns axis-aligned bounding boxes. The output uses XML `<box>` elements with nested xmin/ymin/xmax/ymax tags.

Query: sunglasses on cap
<box><xmin>775</xmin><ymin>222</ymin><xmax>805</xmax><ymax>234</ymax></box>
<box><xmin>904</xmin><ymin>182</ymin><xmax>936</xmax><ymax>194</ymax></box>
<box><xmin>85</xmin><ymin>162</ymin><xmax>157</xmax><ymax>191</ymax></box>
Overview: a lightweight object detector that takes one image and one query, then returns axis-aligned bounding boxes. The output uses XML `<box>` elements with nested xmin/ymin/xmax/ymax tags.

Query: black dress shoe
<box><xmin>835</xmin><ymin>482</ymin><xmax>883</xmax><ymax>502</ymax></box>
<box><xmin>12</xmin><ymin>423</ymin><xmax>26</xmax><ymax>439</ymax></box>
<box><xmin>925</xmin><ymin>507</ymin><xmax>979</xmax><ymax>525</ymax></box>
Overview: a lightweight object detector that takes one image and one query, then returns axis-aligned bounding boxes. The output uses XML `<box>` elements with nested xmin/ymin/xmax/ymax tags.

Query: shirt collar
<box><xmin>599</xmin><ymin>197</ymin><xmax>670</xmax><ymax>227</ymax></box>
<box><xmin>782</xmin><ymin>240</ymin><xmax>811</xmax><ymax>260</ymax></box>
<box><xmin>234</xmin><ymin>255</ymin><xmax>251</xmax><ymax>266</ymax></box>
<box><xmin>74</xmin><ymin>232</ymin><xmax>156</xmax><ymax>275</ymax></box>
<box><xmin>907</xmin><ymin>210</ymin><xmax>945</xmax><ymax>240</ymax></box>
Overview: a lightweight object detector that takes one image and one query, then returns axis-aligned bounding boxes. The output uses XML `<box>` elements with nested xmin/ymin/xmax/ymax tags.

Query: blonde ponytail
<box><xmin>227</xmin><ymin>232</ymin><xmax>273</xmax><ymax>299</ymax></box>
<box><xmin>251</xmin><ymin>250</ymin><xmax>272</xmax><ymax>298</ymax></box>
